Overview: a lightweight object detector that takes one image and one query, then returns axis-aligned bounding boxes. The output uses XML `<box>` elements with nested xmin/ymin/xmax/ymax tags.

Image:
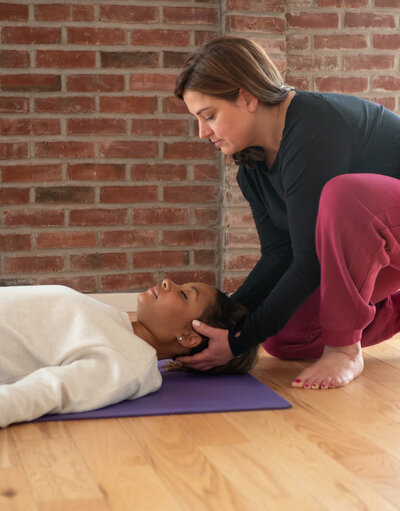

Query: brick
<box><xmin>0</xmin><ymin>97</ymin><xmax>28</xmax><ymax>113</ymax></box>
<box><xmin>99</xmin><ymin>5</ymin><xmax>158</xmax><ymax>23</ymax></box>
<box><xmin>35</xmin><ymin>3</ymin><xmax>70</xmax><ymax>21</ymax></box>
<box><xmin>100</xmin><ymin>185</ymin><xmax>157</xmax><ymax>203</ymax></box>
<box><xmin>36</xmin><ymin>141</ymin><xmax>94</xmax><ymax>159</ymax></box>
<box><xmin>194</xmin><ymin>208</ymin><xmax>219</xmax><ymax>225</ymax></box>
<box><xmin>287</xmin><ymin>35</ymin><xmax>309</xmax><ymax>51</ymax></box>
<box><xmin>222</xmin><ymin>275</ymin><xmax>246</xmax><ymax>294</ymax></box>
<box><xmin>285</xmin><ymin>76</ymin><xmax>310</xmax><ymax>90</ymax></box>
<box><xmin>225</xmin><ymin>210</ymin><xmax>256</xmax><ymax>228</ymax></box>
<box><xmin>131</xmin><ymin>119</ymin><xmax>186</xmax><ymax>137</ymax></box>
<box><xmin>131</xmin><ymin>29</ymin><xmax>190</xmax><ymax>47</ymax></box>
<box><xmin>68</xmin><ymin>163</ymin><xmax>125</xmax><ymax>181</ymax></box>
<box><xmin>224</xmin><ymin>253</ymin><xmax>259</xmax><ymax>270</ymax></box>
<box><xmin>67</xmin><ymin>74</ymin><xmax>124</xmax><ymax>92</ymax></box>
<box><xmin>163</xmin><ymin>96</ymin><xmax>189</xmax><ymax>114</ymax></box>
<box><xmin>195</xmin><ymin>30</ymin><xmax>219</xmax><ymax>46</ymax></box>
<box><xmin>375</xmin><ymin>0</ymin><xmax>400</xmax><ymax>6</ymax></box>
<box><xmin>101</xmin><ymin>273</ymin><xmax>157</xmax><ymax>292</ymax></box>
<box><xmin>35</xmin><ymin>186</ymin><xmax>95</xmax><ymax>204</ymax></box>
<box><xmin>71</xmin><ymin>252</ymin><xmax>128</xmax><ymax>271</ymax></box>
<box><xmin>287</xmin><ymin>55</ymin><xmax>339</xmax><ymax>71</ymax></box>
<box><xmin>0</xmin><ymin>188</ymin><xmax>29</xmax><ymax>205</ymax></box>
<box><xmin>131</xmin><ymin>164</ymin><xmax>186</xmax><ymax>181</ymax></box>
<box><xmin>163</xmin><ymin>270</ymin><xmax>216</xmax><ymax>286</ymax></box>
<box><xmin>36</xmin><ymin>50</ymin><xmax>96</xmax><ymax>69</ymax></box>
<box><xmin>133</xmin><ymin>250</ymin><xmax>188</xmax><ymax>268</ymax></box>
<box><xmin>0</xmin><ymin>142</ymin><xmax>28</xmax><ymax>159</ymax></box>
<box><xmin>5</xmin><ymin>256</ymin><xmax>64</xmax><ymax>273</ymax></box>
<box><xmin>194</xmin><ymin>164</ymin><xmax>219</xmax><ymax>181</ymax></box>
<box><xmin>164</xmin><ymin>185</ymin><xmax>218</xmax><ymax>203</ymax></box>
<box><xmin>0</xmin><ymin>50</ymin><xmax>29</xmax><ymax>68</ymax></box>
<box><xmin>0</xmin><ymin>74</ymin><xmax>61</xmax><ymax>92</ymax></box>
<box><xmin>163</xmin><ymin>229</ymin><xmax>217</xmax><ymax>246</ymax></box>
<box><xmin>69</xmin><ymin>208</ymin><xmax>128</xmax><ymax>227</ymax></box>
<box><xmin>2</xmin><ymin>164</ymin><xmax>62</xmax><ymax>183</ymax></box>
<box><xmin>165</xmin><ymin>142</ymin><xmax>217</xmax><ymax>160</ymax></box>
<box><xmin>67</xmin><ymin>118</ymin><xmax>126</xmax><ymax>135</ymax></box>
<box><xmin>71</xmin><ymin>4</ymin><xmax>94</xmax><ymax>21</ymax></box>
<box><xmin>194</xmin><ymin>249</ymin><xmax>217</xmax><ymax>266</ymax></box>
<box><xmin>130</xmin><ymin>73</ymin><xmax>177</xmax><ymax>92</ymax></box>
<box><xmin>164</xmin><ymin>7</ymin><xmax>218</xmax><ymax>25</ymax></box>
<box><xmin>101</xmin><ymin>51</ymin><xmax>158</xmax><ymax>69</ymax></box>
<box><xmin>36</xmin><ymin>231</ymin><xmax>97</xmax><ymax>249</ymax></box>
<box><xmin>227</xmin><ymin>0</ymin><xmax>286</xmax><ymax>11</ymax></box>
<box><xmin>373</xmin><ymin>34</ymin><xmax>400</xmax><ymax>50</ymax></box>
<box><xmin>227</xmin><ymin>232</ymin><xmax>260</xmax><ymax>248</ymax></box>
<box><xmin>314</xmin><ymin>34</ymin><xmax>368</xmax><ymax>50</ymax></box>
<box><xmin>344</xmin><ymin>55</ymin><xmax>394</xmax><ymax>71</ymax></box>
<box><xmin>286</xmin><ymin>12</ymin><xmax>339</xmax><ymax>29</ymax></box>
<box><xmin>100</xmin><ymin>230</ymin><xmax>158</xmax><ymax>247</ymax></box>
<box><xmin>100</xmin><ymin>96</ymin><xmax>157</xmax><ymax>114</ymax></box>
<box><xmin>0</xmin><ymin>118</ymin><xmax>60</xmax><ymax>136</ymax></box>
<box><xmin>344</xmin><ymin>12</ymin><xmax>395</xmax><ymax>29</ymax></box>
<box><xmin>4</xmin><ymin>209</ymin><xmax>64</xmax><ymax>227</ymax></box>
<box><xmin>0</xmin><ymin>234</ymin><xmax>31</xmax><ymax>252</ymax></box>
<box><xmin>133</xmin><ymin>208</ymin><xmax>189</xmax><ymax>225</ymax></box>
<box><xmin>2</xmin><ymin>27</ymin><xmax>61</xmax><ymax>44</ymax></box>
<box><xmin>372</xmin><ymin>75</ymin><xmax>400</xmax><ymax>92</ymax></box>
<box><xmin>35</xmin><ymin>96</ymin><xmax>95</xmax><ymax>113</ymax></box>
<box><xmin>99</xmin><ymin>141</ymin><xmax>157</xmax><ymax>159</ymax></box>
<box><xmin>256</xmin><ymin>36</ymin><xmax>286</xmax><ymax>53</ymax></box>
<box><xmin>37</xmin><ymin>276</ymin><xmax>97</xmax><ymax>292</ymax></box>
<box><xmin>317</xmin><ymin>0</ymin><xmax>367</xmax><ymax>5</ymax></box>
<box><xmin>315</xmin><ymin>76</ymin><xmax>368</xmax><ymax>93</ymax></box>
<box><xmin>67</xmin><ymin>27</ymin><xmax>125</xmax><ymax>45</ymax></box>
<box><xmin>226</xmin><ymin>15</ymin><xmax>285</xmax><ymax>34</ymax></box>
<box><xmin>0</xmin><ymin>3</ymin><xmax>28</xmax><ymax>21</ymax></box>
<box><xmin>163</xmin><ymin>51</ymin><xmax>191</xmax><ymax>69</ymax></box>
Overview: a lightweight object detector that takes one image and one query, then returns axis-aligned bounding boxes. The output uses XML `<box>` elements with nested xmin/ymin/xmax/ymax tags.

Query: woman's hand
<box><xmin>175</xmin><ymin>320</ymin><xmax>234</xmax><ymax>371</ymax></box>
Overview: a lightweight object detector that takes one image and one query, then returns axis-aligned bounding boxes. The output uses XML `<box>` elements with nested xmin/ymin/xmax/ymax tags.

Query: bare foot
<box><xmin>291</xmin><ymin>342</ymin><xmax>364</xmax><ymax>390</ymax></box>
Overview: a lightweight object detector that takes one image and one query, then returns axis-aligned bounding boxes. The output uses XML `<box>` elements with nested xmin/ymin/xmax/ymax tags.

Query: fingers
<box><xmin>191</xmin><ymin>320</ymin><xmax>220</xmax><ymax>337</ymax></box>
<box><xmin>175</xmin><ymin>349</ymin><xmax>214</xmax><ymax>371</ymax></box>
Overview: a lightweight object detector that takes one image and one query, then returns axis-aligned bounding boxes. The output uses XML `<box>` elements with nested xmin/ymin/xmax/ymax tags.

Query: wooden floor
<box><xmin>1</xmin><ymin>336</ymin><xmax>400</xmax><ymax>511</ymax></box>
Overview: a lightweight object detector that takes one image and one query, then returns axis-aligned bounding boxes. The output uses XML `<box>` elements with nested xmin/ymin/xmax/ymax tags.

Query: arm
<box><xmin>0</xmin><ymin>350</ymin><xmax>159</xmax><ymax>428</ymax></box>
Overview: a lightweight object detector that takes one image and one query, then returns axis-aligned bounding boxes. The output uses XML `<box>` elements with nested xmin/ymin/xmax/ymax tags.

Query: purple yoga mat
<box><xmin>35</xmin><ymin>367</ymin><xmax>291</xmax><ymax>423</ymax></box>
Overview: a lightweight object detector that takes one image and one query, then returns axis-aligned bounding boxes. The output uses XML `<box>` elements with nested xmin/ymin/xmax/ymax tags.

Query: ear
<box><xmin>237</xmin><ymin>89</ymin><xmax>258</xmax><ymax>112</ymax></box>
<box><xmin>176</xmin><ymin>331</ymin><xmax>202</xmax><ymax>349</ymax></box>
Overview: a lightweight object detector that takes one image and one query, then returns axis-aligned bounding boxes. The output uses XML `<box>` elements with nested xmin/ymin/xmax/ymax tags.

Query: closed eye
<box><xmin>205</xmin><ymin>115</ymin><xmax>214</xmax><ymax>121</ymax></box>
<box><xmin>181</xmin><ymin>290</ymin><xmax>187</xmax><ymax>300</ymax></box>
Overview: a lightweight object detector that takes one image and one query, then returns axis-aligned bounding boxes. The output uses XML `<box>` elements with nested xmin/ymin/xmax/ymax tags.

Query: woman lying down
<box><xmin>0</xmin><ymin>280</ymin><xmax>258</xmax><ymax>428</ymax></box>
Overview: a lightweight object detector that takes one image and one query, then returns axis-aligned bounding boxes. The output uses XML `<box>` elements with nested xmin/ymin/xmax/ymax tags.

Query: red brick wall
<box><xmin>1</xmin><ymin>1</ymin><xmax>399</xmax><ymax>293</ymax></box>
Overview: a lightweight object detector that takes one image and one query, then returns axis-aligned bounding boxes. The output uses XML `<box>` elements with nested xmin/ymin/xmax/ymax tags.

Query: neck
<box><xmin>131</xmin><ymin>321</ymin><xmax>185</xmax><ymax>360</ymax></box>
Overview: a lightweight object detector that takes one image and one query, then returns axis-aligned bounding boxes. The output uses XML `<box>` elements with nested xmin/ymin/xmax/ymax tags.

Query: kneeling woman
<box><xmin>0</xmin><ymin>280</ymin><xmax>257</xmax><ymax>428</ymax></box>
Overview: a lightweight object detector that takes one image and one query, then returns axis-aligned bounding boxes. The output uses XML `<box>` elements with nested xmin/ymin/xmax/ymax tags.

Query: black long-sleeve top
<box><xmin>229</xmin><ymin>90</ymin><xmax>400</xmax><ymax>356</ymax></box>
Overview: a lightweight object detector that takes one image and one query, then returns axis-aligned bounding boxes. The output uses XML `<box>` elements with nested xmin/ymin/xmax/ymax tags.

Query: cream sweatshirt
<box><xmin>0</xmin><ymin>285</ymin><xmax>162</xmax><ymax>428</ymax></box>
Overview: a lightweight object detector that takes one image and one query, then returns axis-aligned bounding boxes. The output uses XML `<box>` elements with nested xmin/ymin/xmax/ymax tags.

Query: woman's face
<box><xmin>183</xmin><ymin>89</ymin><xmax>257</xmax><ymax>155</ymax></box>
<box><xmin>137</xmin><ymin>279</ymin><xmax>217</xmax><ymax>341</ymax></box>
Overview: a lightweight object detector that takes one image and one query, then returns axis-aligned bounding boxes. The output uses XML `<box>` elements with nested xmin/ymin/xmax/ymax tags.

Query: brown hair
<box><xmin>165</xmin><ymin>289</ymin><xmax>258</xmax><ymax>375</ymax></box>
<box><xmin>174</xmin><ymin>35</ymin><xmax>293</xmax><ymax>169</ymax></box>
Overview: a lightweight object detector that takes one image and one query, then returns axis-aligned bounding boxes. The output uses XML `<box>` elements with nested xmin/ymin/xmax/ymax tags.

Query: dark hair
<box><xmin>165</xmin><ymin>289</ymin><xmax>258</xmax><ymax>375</ymax></box>
<box><xmin>174</xmin><ymin>35</ymin><xmax>293</xmax><ymax>169</ymax></box>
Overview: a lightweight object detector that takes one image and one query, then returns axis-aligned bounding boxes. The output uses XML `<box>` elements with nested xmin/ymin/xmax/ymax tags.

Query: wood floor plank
<box><xmin>121</xmin><ymin>416</ymin><xmax>265</xmax><ymax>511</ymax></box>
<box><xmin>226</xmin><ymin>410</ymin><xmax>399</xmax><ymax>511</ymax></box>
<box><xmin>0</xmin><ymin>467</ymin><xmax>39</xmax><ymax>511</ymax></box>
<box><xmin>67</xmin><ymin>418</ymin><xmax>180</xmax><ymax>511</ymax></box>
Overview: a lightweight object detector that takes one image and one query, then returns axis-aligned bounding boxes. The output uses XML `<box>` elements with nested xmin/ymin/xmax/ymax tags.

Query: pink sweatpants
<box><xmin>264</xmin><ymin>173</ymin><xmax>400</xmax><ymax>360</ymax></box>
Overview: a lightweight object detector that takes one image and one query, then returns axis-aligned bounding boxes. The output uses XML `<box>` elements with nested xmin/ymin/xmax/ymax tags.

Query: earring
<box><xmin>176</xmin><ymin>336</ymin><xmax>183</xmax><ymax>343</ymax></box>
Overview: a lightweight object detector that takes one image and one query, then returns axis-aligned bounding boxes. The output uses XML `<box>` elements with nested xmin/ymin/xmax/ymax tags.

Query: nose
<box><xmin>198</xmin><ymin>119</ymin><xmax>212</xmax><ymax>139</ymax></box>
<box><xmin>161</xmin><ymin>279</ymin><xmax>176</xmax><ymax>291</ymax></box>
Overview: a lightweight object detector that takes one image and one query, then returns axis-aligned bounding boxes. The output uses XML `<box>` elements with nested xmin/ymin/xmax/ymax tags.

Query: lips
<box><xmin>148</xmin><ymin>286</ymin><xmax>158</xmax><ymax>298</ymax></box>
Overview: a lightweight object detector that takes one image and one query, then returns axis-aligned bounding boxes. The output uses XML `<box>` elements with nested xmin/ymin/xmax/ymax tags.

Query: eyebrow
<box><xmin>196</xmin><ymin>106</ymin><xmax>211</xmax><ymax>116</ymax></box>
<box><xmin>191</xmin><ymin>286</ymin><xmax>199</xmax><ymax>300</ymax></box>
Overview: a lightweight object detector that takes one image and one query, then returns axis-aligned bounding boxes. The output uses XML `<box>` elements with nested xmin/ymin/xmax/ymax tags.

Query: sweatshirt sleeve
<box><xmin>0</xmin><ymin>348</ymin><xmax>161</xmax><ymax>428</ymax></box>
